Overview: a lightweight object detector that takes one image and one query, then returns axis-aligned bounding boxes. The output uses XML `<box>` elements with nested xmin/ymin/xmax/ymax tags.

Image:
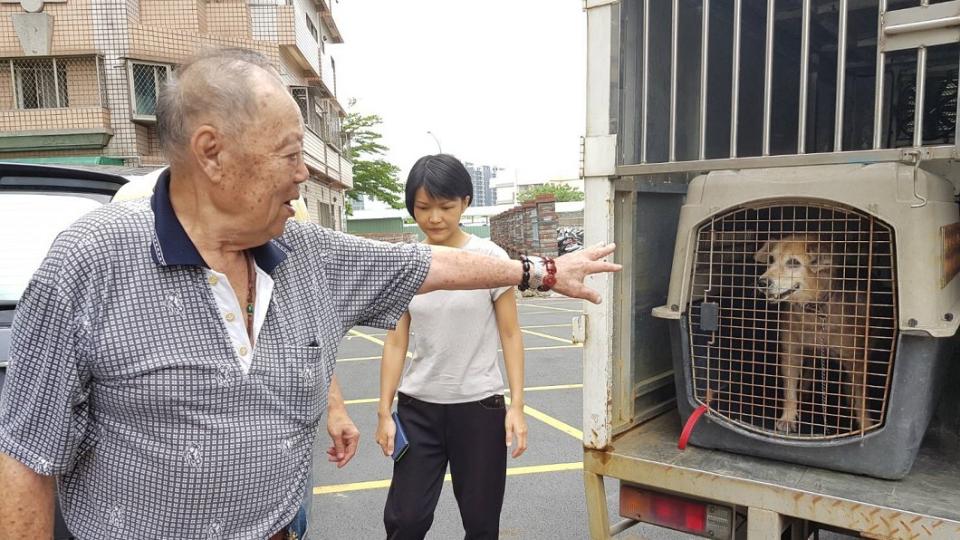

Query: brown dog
<box><xmin>755</xmin><ymin>234</ymin><xmax>874</xmax><ymax>433</ymax></box>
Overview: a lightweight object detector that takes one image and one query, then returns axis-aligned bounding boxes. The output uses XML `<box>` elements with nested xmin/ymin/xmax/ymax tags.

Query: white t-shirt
<box><xmin>398</xmin><ymin>235</ymin><xmax>512</xmax><ymax>403</ymax></box>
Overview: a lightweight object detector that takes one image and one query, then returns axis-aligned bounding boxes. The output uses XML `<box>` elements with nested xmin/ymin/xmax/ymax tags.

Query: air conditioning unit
<box><xmin>653</xmin><ymin>162</ymin><xmax>960</xmax><ymax>479</ymax></box>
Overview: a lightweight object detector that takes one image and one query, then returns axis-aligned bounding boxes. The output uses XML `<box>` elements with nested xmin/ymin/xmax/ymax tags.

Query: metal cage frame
<box><xmin>685</xmin><ymin>200</ymin><xmax>899</xmax><ymax>440</ymax></box>
<box><xmin>616</xmin><ymin>0</ymin><xmax>960</xmax><ymax>180</ymax></box>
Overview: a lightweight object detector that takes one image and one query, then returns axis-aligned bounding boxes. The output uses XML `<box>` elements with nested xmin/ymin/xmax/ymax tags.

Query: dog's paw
<box><xmin>775</xmin><ymin>416</ymin><xmax>798</xmax><ymax>433</ymax></box>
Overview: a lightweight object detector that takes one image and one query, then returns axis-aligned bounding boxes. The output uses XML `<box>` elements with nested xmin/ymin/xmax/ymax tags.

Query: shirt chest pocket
<box><xmin>256</xmin><ymin>344</ymin><xmax>332</xmax><ymax>423</ymax></box>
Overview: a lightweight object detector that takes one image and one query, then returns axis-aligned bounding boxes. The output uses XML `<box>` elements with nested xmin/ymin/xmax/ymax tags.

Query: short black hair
<box><xmin>405</xmin><ymin>154</ymin><xmax>474</xmax><ymax>217</ymax></box>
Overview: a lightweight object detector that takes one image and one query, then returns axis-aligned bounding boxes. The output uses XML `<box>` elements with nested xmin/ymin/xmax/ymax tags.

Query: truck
<box><xmin>580</xmin><ymin>1</ymin><xmax>960</xmax><ymax>538</ymax></box>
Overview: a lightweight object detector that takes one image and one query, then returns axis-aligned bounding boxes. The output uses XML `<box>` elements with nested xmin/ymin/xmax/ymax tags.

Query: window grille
<box><xmin>12</xmin><ymin>58</ymin><xmax>68</xmax><ymax>109</ymax></box>
<box><xmin>129</xmin><ymin>61</ymin><xmax>171</xmax><ymax>122</ymax></box>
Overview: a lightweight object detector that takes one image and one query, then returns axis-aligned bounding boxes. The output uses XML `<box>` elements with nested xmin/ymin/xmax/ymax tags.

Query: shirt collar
<box><xmin>150</xmin><ymin>169</ymin><xmax>290</xmax><ymax>273</ymax></box>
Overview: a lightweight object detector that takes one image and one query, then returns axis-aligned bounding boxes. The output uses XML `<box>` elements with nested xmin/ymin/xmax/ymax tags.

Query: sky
<box><xmin>332</xmin><ymin>0</ymin><xmax>586</xmax><ymax>191</ymax></box>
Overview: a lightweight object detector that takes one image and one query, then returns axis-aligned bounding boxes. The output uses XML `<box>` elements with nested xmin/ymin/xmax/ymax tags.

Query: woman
<box><xmin>376</xmin><ymin>154</ymin><xmax>527</xmax><ymax>540</ymax></box>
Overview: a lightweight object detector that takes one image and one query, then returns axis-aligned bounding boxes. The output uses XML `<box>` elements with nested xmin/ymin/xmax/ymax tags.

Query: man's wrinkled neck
<box><xmin>168</xmin><ymin>168</ymin><xmax>247</xmax><ymax>257</ymax></box>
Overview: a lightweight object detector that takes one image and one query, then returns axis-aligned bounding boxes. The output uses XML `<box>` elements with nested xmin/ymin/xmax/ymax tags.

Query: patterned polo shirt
<box><xmin>0</xmin><ymin>170</ymin><xmax>431</xmax><ymax>539</ymax></box>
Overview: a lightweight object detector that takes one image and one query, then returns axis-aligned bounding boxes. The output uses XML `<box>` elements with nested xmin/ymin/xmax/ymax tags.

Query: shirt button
<box><xmin>239</xmin><ymin>346</ymin><xmax>248</xmax><ymax>356</ymax></box>
<box><xmin>207</xmin><ymin>275</ymin><xmax>219</xmax><ymax>286</ymax></box>
<box><xmin>225</xmin><ymin>312</ymin><xmax>236</xmax><ymax>322</ymax></box>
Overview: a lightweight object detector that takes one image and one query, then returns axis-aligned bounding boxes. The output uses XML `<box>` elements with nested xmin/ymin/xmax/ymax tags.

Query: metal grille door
<box><xmin>687</xmin><ymin>202</ymin><xmax>897</xmax><ymax>439</ymax></box>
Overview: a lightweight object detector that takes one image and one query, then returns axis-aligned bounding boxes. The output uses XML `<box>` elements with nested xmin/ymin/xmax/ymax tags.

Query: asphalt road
<box><xmin>305</xmin><ymin>295</ymin><xmax>845</xmax><ymax>539</ymax></box>
<box><xmin>306</xmin><ymin>295</ymin><xmax>629</xmax><ymax>539</ymax></box>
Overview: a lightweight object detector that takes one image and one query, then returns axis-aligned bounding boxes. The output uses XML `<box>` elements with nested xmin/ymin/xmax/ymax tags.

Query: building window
<box><xmin>318</xmin><ymin>202</ymin><xmax>334</xmax><ymax>229</ymax></box>
<box><xmin>291</xmin><ymin>85</ymin><xmax>335</xmax><ymax>142</ymax></box>
<box><xmin>306</xmin><ymin>14</ymin><xmax>319</xmax><ymax>42</ymax></box>
<box><xmin>13</xmin><ymin>58</ymin><xmax>68</xmax><ymax>109</ymax></box>
<box><xmin>129</xmin><ymin>61</ymin><xmax>171</xmax><ymax>122</ymax></box>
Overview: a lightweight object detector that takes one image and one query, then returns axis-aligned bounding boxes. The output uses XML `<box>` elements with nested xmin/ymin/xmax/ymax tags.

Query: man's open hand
<box><xmin>553</xmin><ymin>243</ymin><xmax>621</xmax><ymax>304</ymax></box>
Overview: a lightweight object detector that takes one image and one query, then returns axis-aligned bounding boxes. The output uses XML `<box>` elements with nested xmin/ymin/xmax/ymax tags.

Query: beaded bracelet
<box><xmin>519</xmin><ymin>256</ymin><xmax>532</xmax><ymax>291</ymax></box>
<box><xmin>538</xmin><ymin>257</ymin><xmax>557</xmax><ymax>292</ymax></box>
<box><xmin>518</xmin><ymin>255</ymin><xmax>557</xmax><ymax>292</ymax></box>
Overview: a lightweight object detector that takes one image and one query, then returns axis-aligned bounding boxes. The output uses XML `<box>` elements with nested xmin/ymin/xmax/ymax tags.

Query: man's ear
<box><xmin>754</xmin><ymin>240</ymin><xmax>772</xmax><ymax>264</ymax></box>
<box><xmin>191</xmin><ymin>125</ymin><xmax>224</xmax><ymax>183</ymax></box>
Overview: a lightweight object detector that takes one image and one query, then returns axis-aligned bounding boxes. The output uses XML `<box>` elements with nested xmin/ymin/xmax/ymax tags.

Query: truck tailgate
<box><xmin>585</xmin><ymin>412</ymin><xmax>960</xmax><ymax>538</ymax></box>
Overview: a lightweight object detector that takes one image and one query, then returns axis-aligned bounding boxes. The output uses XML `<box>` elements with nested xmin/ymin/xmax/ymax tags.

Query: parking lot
<box><xmin>307</xmin><ymin>295</ymin><xmax>636</xmax><ymax>538</ymax></box>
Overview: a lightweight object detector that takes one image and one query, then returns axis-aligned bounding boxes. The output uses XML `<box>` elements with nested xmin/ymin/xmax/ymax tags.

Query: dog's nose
<box><xmin>757</xmin><ymin>277</ymin><xmax>769</xmax><ymax>288</ymax></box>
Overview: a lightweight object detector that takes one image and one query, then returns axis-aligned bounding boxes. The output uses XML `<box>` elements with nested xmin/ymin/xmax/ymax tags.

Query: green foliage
<box><xmin>516</xmin><ymin>183</ymin><xmax>584</xmax><ymax>204</ymax></box>
<box><xmin>343</xmin><ymin>101</ymin><xmax>404</xmax><ymax>214</ymax></box>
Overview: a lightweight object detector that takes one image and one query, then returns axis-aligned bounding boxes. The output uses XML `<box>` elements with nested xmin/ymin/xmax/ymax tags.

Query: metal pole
<box><xmin>915</xmin><ymin>0</ymin><xmax>930</xmax><ymax>148</ymax></box>
<box><xmin>873</xmin><ymin>0</ymin><xmax>887</xmax><ymax>149</ymax></box>
<box><xmin>95</xmin><ymin>55</ymin><xmax>103</xmax><ymax>108</ymax></box>
<box><xmin>9</xmin><ymin>60</ymin><xmax>17</xmax><ymax>109</ymax></box>
<box><xmin>763</xmin><ymin>0</ymin><xmax>775</xmax><ymax>156</ymax></box>
<box><xmin>669</xmin><ymin>0</ymin><xmax>679</xmax><ymax>161</ymax></box>
<box><xmin>914</xmin><ymin>46</ymin><xmax>927</xmax><ymax>148</ymax></box>
<box><xmin>52</xmin><ymin>57</ymin><xmax>61</xmax><ymax>108</ymax></box>
<box><xmin>699</xmin><ymin>0</ymin><xmax>710</xmax><ymax>160</ymax></box>
<box><xmin>641</xmin><ymin>0</ymin><xmax>650</xmax><ymax>163</ymax></box>
<box><xmin>426</xmin><ymin>130</ymin><xmax>442</xmax><ymax>153</ymax></box>
<box><xmin>834</xmin><ymin>0</ymin><xmax>848</xmax><ymax>152</ymax></box>
<box><xmin>730</xmin><ymin>0</ymin><xmax>741</xmax><ymax>158</ymax></box>
<box><xmin>798</xmin><ymin>0</ymin><xmax>811</xmax><ymax>154</ymax></box>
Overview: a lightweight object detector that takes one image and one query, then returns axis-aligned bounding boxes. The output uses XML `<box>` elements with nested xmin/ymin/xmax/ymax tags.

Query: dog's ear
<box><xmin>754</xmin><ymin>241</ymin><xmax>772</xmax><ymax>263</ymax></box>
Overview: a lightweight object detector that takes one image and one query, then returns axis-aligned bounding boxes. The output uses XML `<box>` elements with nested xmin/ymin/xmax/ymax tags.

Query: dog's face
<box><xmin>755</xmin><ymin>235</ymin><xmax>834</xmax><ymax>304</ymax></box>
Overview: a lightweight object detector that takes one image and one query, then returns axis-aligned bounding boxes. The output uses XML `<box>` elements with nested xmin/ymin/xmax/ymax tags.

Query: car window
<box><xmin>0</xmin><ymin>192</ymin><xmax>107</xmax><ymax>304</ymax></box>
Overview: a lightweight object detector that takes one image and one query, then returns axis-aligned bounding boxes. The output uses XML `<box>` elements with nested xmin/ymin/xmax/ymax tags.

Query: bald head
<box><xmin>156</xmin><ymin>48</ymin><xmax>289</xmax><ymax>161</ymax></box>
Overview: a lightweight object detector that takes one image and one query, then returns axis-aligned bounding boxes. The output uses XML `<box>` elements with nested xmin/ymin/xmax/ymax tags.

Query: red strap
<box><xmin>678</xmin><ymin>404</ymin><xmax>709</xmax><ymax>450</ymax></box>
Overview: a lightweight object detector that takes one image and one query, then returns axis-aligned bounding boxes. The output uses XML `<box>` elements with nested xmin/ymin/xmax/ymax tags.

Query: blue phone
<box><xmin>391</xmin><ymin>411</ymin><xmax>410</xmax><ymax>462</ymax></box>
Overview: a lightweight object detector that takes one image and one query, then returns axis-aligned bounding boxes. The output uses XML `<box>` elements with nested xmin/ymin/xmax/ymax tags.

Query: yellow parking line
<box><xmin>520</xmin><ymin>328</ymin><xmax>573</xmax><ymax>345</ymax></box>
<box><xmin>347</xmin><ymin>329</ymin><xmax>386</xmax><ymax>346</ymax></box>
<box><xmin>313</xmin><ymin>462</ymin><xmax>583</xmax><ymax>495</ymax></box>
<box><xmin>346</xmin><ymin>333</ymin><xmax>387</xmax><ymax>339</ymax></box>
<box><xmin>343</xmin><ymin>384</ymin><xmax>583</xmax><ymax>405</ymax></box>
<box><xmin>523</xmin><ymin>344</ymin><xmax>582</xmax><ymax>351</ymax></box>
<box><xmin>343</xmin><ymin>397</ymin><xmax>385</xmax><ymax>405</ymax></box>
<box><xmin>347</xmin><ymin>329</ymin><xmax>411</xmax><ymax>358</ymax></box>
<box><xmin>505</xmin><ymin>396</ymin><xmax>583</xmax><ymax>440</ymax></box>
<box><xmin>520</xmin><ymin>323</ymin><xmax>572</xmax><ymax>330</ymax></box>
<box><xmin>337</xmin><ymin>343</ymin><xmax>582</xmax><ymax>363</ymax></box>
<box><xmin>348</xmin><ymin>324</ymin><xmax>570</xmax><ymax>340</ymax></box>
<box><xmin>518</xmin><ymin>303</ymin><xmax>583</xmax><ymax>314</ymax></box>
<box><xmin>519</xmin><ymin>383</ymin><xmax>582</xmax><ymax>392</ymax></box>
<box><xmin>337</xmin><ymin>355</ymin><xmax>381</xmax><ymax>363</ymax></box>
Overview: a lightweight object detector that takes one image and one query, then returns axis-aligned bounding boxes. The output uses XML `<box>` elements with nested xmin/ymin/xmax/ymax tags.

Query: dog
<box><xmin>754</xmin><ymin>234</ymin><xmax>874</xmax><ymax>433</ymax></box>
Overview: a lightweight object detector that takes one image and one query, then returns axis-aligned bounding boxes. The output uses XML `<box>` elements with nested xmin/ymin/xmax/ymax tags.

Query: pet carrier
<box><xmin>652</xmin><ymin>162</ymin><xmax>959</xmax><ymax>478</ymax></box>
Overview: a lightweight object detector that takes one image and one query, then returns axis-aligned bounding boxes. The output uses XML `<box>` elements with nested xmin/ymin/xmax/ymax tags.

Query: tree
<box><xmin>516</xmin><ymin>183</ymin><xmax>584</xmax><ymax>204</ymax></box>
<box><xmin>342</xmin><ymin>102</ymin><xmax>404</xmax><ymax>214</ymax></box>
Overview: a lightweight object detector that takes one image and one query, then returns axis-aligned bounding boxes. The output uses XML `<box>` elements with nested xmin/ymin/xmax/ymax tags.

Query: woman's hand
<box><xmin>505</xmin><ymin>404</ymin><xmax>528</xmax><ymax>458</ymax></box>
<box><xmin>376</xmin><ymin>413</ymin><xmax>397</xmax><ymax>457</ymax></box>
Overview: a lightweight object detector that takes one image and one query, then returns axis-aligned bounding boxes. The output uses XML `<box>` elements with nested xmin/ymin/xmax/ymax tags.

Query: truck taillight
<box><xmin>620</xmin><ymin>483</ymin><xmax>733</xmax><ymax>539</ymax></box>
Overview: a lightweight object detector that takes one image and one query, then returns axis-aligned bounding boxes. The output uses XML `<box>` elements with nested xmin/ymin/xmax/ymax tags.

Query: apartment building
<box><xmin>0</xmin><ymin>0</ymin><xmax>351</xmax><ymax>229</ymax></box>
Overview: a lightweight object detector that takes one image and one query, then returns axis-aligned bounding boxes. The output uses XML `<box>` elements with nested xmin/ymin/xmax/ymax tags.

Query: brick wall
<box><xmin>490</xmin><ymin>195</ymin><xmax>559</xmax><ymax>259</ymax></box>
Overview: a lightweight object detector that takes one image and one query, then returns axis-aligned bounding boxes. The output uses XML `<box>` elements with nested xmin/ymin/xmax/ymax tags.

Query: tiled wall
<box><xmin>0</xmin><ymin>105</ymin><xmax>110</xmax><ymax>133</ymax></box>
<box><xmin>1</xmin><ymin>0</ymin><xmax>350</xmax><ymax>229</ymax></box>
<box><xmin>0</xmin><ymin>0</ymin><xmax>96</xmax><ymax>55</ymax></box>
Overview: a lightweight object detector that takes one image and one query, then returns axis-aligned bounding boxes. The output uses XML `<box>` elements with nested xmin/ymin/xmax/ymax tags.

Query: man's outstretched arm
<box><xmin>0</xmin><ymin>452</ymin><xmax>55</xmax><ymax>537</ymax></box>
<box><xmin>420</xmin><ymin>243</ymin><xmax>620</xmax><ymax>304</ymax></box>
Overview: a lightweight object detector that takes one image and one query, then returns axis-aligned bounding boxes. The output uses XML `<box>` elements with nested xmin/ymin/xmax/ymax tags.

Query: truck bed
<box><xmin>583</xmin><ymin>411</ymin><xmax>960</xmax><ymax>538</ymax></box>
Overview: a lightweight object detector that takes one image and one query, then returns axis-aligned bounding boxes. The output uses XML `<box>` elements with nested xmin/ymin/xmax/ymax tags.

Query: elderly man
<box><xmin>0</xmin><ymin>48</ymin><xmax>618</xmax><ymax>539</ymax></box>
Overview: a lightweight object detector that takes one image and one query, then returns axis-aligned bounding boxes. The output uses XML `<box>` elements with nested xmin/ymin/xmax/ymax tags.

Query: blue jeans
<box><xmin>286</xmin><ymin>505</ymin><xmax>308</xmax><ymax>538</ymax></box>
